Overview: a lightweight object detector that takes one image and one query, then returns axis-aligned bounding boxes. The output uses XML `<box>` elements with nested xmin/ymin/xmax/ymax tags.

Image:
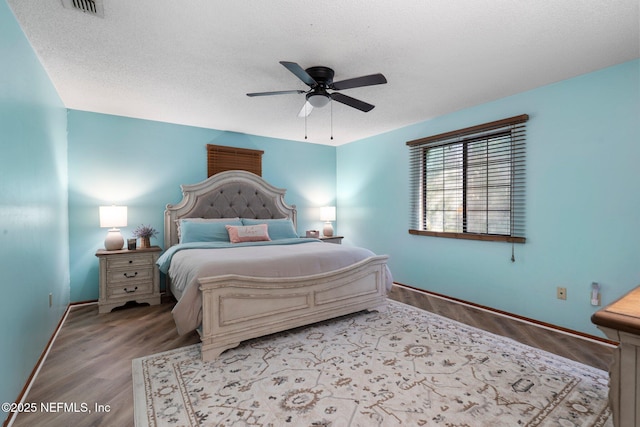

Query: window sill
<box><xmin>408</xmin><ymin>229</ymin><xmax>525</xmax><ymax>243</ymax></box>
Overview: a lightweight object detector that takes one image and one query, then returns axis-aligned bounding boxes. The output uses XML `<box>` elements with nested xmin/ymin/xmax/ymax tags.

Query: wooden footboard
<box><xmin>198</xmin><ymin>255</ymin><xmax>389</xmax><ymax>361</ymax></box>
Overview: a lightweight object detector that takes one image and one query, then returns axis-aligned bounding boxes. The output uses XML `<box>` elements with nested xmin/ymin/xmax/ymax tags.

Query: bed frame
<box><xmin>164</xmin><ymin>170</ymin><xmax>389</xmax><ymax>361</ymax></box>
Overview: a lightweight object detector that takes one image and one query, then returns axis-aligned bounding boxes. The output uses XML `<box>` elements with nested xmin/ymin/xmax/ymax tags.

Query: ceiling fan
<box><xmin>247</xmin><ymin>61</ymin><xmax>387</xmax><ymax>117</ymax></box>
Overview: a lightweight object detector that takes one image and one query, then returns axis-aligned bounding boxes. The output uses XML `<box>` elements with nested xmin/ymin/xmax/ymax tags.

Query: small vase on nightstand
<box><xmin>139</xmin><ymin>237</ymin><xmax>151</xmax><ymax>249</ymax></box>
<box><xmin>132</xmin><ymin>224</ymin><xmax>158</xmax><ymax>250</ymax></box>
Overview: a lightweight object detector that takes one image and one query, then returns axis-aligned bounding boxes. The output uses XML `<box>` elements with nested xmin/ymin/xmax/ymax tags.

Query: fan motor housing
<box><xmin>305</xmin><ymin>66</ymin><xmax>334</xmax><ymax>86</ymax></box>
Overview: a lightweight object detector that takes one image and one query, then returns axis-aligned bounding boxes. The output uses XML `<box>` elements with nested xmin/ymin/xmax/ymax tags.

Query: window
<box><xmin>207</xmin><ymin>144</ymin><xmax>263</xmax><ymax>177</ymax></box>
<box><xmin>407</xmin><ymin>115</ymin><xmax>528</xmax><ymax>243</ymax></box>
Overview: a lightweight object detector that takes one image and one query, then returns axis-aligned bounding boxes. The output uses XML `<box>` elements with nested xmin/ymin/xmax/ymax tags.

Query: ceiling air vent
<box><xmin>61</xmin><ymin>0</ymin><xmax>104</xmax><ymax>18</ymax></box>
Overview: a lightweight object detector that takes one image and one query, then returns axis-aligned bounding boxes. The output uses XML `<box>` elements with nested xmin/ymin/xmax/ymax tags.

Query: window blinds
<box><xmin>407</xmin><ymin>114</ymin><xmax>528</xmax><ymax>243</ymax></box>
<box><xmin>207</xmin><ymin>144</ymin><xmax>264</xmax><ymax>178</ymax></box>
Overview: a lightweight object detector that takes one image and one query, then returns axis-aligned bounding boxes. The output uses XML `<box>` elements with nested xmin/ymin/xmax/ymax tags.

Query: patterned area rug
<box><xmin>132</xmin><ymin>301</ymin><xmax>612</xmax><ymax>426</ymax></box>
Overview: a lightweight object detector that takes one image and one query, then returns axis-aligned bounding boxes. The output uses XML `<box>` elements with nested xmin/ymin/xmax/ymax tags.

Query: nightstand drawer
<box><xmin>107</xmin><ymin>253</ymin><xmax>155</xmax><ymax>269</ymax></box>
<box><xmin>106</xmin><ymin>267</ymin><xmax>153</xmax><ymax>285</ymax></box>
<box><xmin>107</xmin><ymin>282</ymin><xmax>153</xmax><ymax>298</ymax></box>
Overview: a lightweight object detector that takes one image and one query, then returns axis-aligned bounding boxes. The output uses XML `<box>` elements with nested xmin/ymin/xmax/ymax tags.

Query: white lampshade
<box><xmin>99</xmin><ymin>206</ymin><xmax>128</xmax><ymax>228</ymax></box>
<box><xmin>320</xmin><ymin>206</ymin><xmax>336</xmax><ymax>222</ymax></box>
<box><xmin>320</xmin><ymin>206</ymin><xmax>336</xmax><ymax>237</ymax></box>
<box><xmin>99</xmin><ymin>206</ymin><xmax>127</xmax><ymax>250</ymax></box>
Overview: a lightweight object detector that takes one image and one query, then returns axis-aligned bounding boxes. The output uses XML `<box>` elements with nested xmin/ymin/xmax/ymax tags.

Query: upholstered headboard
<box><xmin>164</xmin><ymin>170</ymin><xmax>297</xmax><ymax>248</ymax></box>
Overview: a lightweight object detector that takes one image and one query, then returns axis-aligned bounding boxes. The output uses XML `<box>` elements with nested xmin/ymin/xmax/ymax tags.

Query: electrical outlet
<box><xmin>591</xmin><ymin>282</ymin><xmax>601</xmax><ymax>306</ymax></box>
<box><xmin>557</xmin><ymin>287</ymin><xmax>567</xmax><ymax>300</ymax></box>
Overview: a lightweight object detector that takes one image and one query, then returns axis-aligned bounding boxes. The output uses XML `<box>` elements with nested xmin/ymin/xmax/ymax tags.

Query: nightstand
<box><xmin>320</xmin><ymin>236</ymin><xmax>343</xmax><ymax>244</ymax></box>
<box><xmin>95</xmin><ymin>246</ymin><xmax>162</xmax><ymax>313</ymax></box>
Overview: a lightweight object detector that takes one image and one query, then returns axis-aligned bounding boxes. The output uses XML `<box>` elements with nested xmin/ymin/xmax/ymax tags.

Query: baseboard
<box><xmin>392</xmin><ymin>282</ymin><xmax>617</xmax><ymax>347</ymax></box>
<box><xmin>69</xmin><ymin>298</ymin><xmax>98</xmax><ymax>306</ymax></box>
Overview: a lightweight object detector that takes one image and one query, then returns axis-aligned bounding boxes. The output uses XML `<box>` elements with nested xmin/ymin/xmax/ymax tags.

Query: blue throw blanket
<box><xmin>156</xmin><ymin>238</ymin><xmax>319</xmax><ymax>273</ymax></box>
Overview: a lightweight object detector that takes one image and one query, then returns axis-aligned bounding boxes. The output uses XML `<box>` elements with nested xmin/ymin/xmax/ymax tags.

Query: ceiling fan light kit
<box><xmin>307</xmin><ymin>92</ymin><xmax>331</xmax><ymax>108</ymax></box>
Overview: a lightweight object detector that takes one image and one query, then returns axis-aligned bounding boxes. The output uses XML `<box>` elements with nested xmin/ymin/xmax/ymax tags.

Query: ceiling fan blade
<box><xmin>331</xmin><ymin>73</ymin><xmax>387</xmax><ymax>90</ymax></box>
<box><xmin>331</xmin><ymin>93</ymin><xmax>375</xmax><ymax>112</ymax></box>
<box><xmin>280</xmin><ymin>61</ymin><xmax>317</xmax><ymax>87</ymax></box>
<box><xmin>246</xmin><ymin>90</ymin><xmax>305</xmax><ymax>97</ymax></box>
<box><xmin>297</xmin><ymin>101</ymin><xmax>314</xmax><ymax>118</ymax></box>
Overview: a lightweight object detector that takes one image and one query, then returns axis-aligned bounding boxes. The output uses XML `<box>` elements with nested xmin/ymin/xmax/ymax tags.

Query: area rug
<box><xmin>132</xmin><ymin>301</ymin><xmax>612</xmax><ymax>426</ymax></box>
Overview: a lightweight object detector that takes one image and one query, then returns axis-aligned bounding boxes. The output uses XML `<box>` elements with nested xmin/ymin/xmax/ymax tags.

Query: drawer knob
<box><xmin>124</xmin><ymin>272</ymin><xmax>138</xmax><ymax>278</ymax></box>
<box><xmin>129</xmin><ymin>260</ymin><xmax>133</xmax><ymax>264</ymax></box>
<box><xmin>124</xmin><ymin>286</ymin><xmax>138</xmax><ymax>293</ymax></box>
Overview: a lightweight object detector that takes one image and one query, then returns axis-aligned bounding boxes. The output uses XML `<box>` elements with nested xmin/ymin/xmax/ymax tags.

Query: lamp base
<box><xmin>322</xmin><ymin>222</ymin><xmax>334</xmax><ymax>238</ymax></box>
<box><xmin>104</xmin><ymin>228</ymin><xmax>124</xmax><ymax>251</ymax></box>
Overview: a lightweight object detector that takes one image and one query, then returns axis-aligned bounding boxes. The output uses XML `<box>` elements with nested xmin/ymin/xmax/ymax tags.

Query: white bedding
<box><xmin>163</xmin><ymin>240</ymin><xmax>392</xmax><ymax>335</ymax></box>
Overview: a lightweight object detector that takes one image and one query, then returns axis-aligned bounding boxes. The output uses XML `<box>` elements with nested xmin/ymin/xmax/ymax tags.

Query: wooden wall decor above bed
<box><xmin>207</xmin><ymin>144</ymin><xmax>263</xmax><ymax>177</ymax></box>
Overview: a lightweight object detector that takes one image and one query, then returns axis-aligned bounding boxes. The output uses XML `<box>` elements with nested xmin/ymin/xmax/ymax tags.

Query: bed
<box><xmin>160</xmin><ymin>170</ymin><xmax>391</xmax><ymax>361</ymax></box>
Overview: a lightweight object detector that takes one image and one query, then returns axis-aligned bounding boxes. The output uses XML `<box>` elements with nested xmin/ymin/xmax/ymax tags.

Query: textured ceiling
<box><xmin>7</xmin><ymin>0</ymin><xmax>639</xmax><ymax>146</ymax></box>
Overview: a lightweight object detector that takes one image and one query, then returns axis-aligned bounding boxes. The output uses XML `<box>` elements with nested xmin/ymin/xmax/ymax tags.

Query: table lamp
<box><xmin>320</xmin><ymin>206</ymin><xmax>336</xmax><ymax>237</ymax></box>
<box><xmin>100</xmin><ymin>205</ymin><xmax>127</xmax><ymax>250</ymax></box>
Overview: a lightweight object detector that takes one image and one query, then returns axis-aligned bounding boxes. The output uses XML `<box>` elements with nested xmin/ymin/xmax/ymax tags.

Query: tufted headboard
<box><xmin>164</xmin><ymin>170</ymin><xmax>297</xmax><ymax>249</ymax></box>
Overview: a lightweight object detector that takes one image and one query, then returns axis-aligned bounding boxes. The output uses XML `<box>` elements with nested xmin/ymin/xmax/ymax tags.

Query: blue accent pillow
<box><xmin>179</xmin><ymin>219</ymin><xmax>243</xmax><ymax>243</ymax></box>
<box><xmin>242</xmin><ymin>218</ymin><xmax>298</xmax><ymax>240</ymax></box>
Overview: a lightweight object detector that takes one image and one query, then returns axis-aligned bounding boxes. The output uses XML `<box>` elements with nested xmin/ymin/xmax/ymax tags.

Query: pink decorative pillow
<box><xmin>225</xmin><ymin>224</ymin><xmax>271</xmax><ymax>243</ymax></box>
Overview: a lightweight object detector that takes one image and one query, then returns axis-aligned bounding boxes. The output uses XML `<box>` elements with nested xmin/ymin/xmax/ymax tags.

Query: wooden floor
<box><xmin>8</xmin><ymin>285</ymin><xmax>615</xmax><ymax>427</ymax></box>
<box><xmin>388</xmin><ymin>284</ymin><xmax>615</xmax><ymax>370</ymax></box>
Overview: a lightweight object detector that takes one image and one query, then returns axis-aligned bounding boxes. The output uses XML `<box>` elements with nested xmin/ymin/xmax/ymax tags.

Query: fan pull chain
<box><xmin>304</xmin><ymin>104</ymin><xmax>308</xmax><ymax>139</ymax></box>
<box><xmin>330</xmin><ymin>99</ymin><xmax>334</xmax><ymax>140</ymax></box>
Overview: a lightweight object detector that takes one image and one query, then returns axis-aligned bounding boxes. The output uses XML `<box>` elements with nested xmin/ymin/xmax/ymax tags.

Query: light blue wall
<box><xmin>0</xmin><ymin>0</ymin><xmax>69</xmax><ymax>413</ymax></box>
<box><xmin>68</xmin><ymin>111</ymin><xmax>336</xmax><ymax>301</ymax></box>
<box><xmin>337</xmin><ymin>59</ymin><xmax>640</xmax><ymax>336</ymax></box>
